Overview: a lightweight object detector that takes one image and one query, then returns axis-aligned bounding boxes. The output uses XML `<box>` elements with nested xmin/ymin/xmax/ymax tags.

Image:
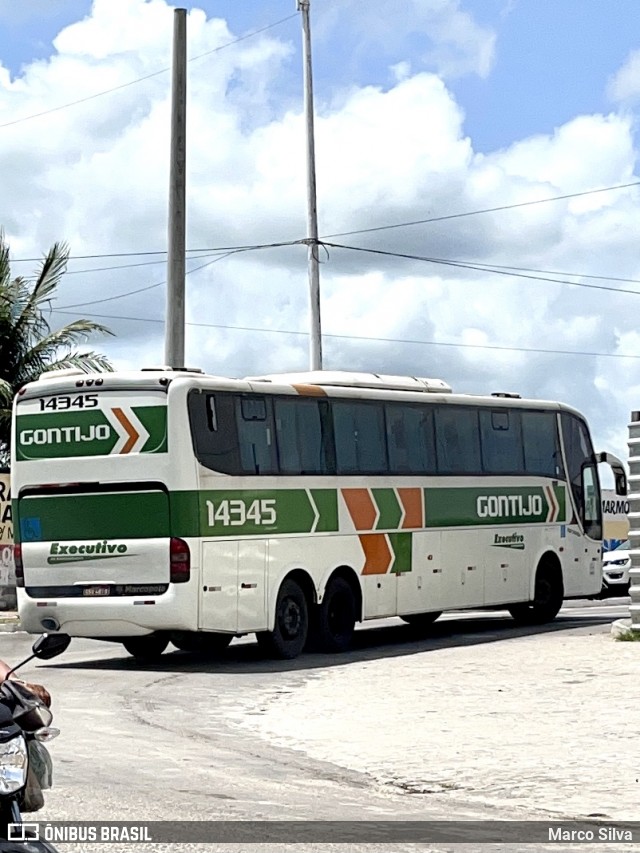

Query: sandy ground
<box><xmin>230</xmin><ymin>627</ymin><xmax>639</xmax><ymax>821</ymax></box>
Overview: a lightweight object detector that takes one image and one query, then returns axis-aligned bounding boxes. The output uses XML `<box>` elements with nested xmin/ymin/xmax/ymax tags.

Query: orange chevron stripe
<box><xmin>292</xmin><ymin>383</ymin><xmax>327</xmax><ymax>396</ymax></box>
<box><xmin>398</xmin><ymin>488</ymin><xmax>423</xmax><ymax>529</ymax></box>
<box><xmin>112</xmin><ymin>407</ymin><xmax>139</xmax><ymax>454</ymax></box>
<box><xmin>360</xmin><ymin>534</ymin><xmax>393</xmax><ymax>575</ymax></box>
<box><xmin>343</xmin><ymin>489</ymin><xmax>377</xmax><ymax>531</ymax></box>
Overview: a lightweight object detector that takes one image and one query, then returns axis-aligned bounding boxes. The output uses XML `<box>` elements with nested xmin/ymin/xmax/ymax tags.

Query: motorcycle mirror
<box><xmin>31</xmin><ymin>633</ymin><xmax>71</xmax><ymax>660</ymax></box>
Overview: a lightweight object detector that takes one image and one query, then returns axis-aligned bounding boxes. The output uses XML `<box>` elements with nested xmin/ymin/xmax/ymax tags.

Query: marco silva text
<box><xmin>549</xmin><ymin>827</ymin><xmax>633</xmax><ymax>842</ymax></box>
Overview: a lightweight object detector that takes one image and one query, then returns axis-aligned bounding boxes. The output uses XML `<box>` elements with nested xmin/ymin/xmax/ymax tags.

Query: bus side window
<box><xmin>480</xmin><ymin>409</ymin><xmax>524</xmax><ymax>474</ymax></box>
<box><xmin>236</xmin><ymin>395</ymin><xmax>277</xmax><ymax>475</ymax></box>
<box><xmin>385</xmin><ymin>403</ymin><xmax>435</xmax><ymax>474</ymax></box>
<box><xmin>333</xmin><ymin>400</ymin><xmax>387</xmax><ymax>474</ymax></box>
<box><xmin>274</xmin><ymin>397</ymin><xmax>330</xmax><ymax>474</ymax></box>
<box><xmin>435</xmin><ymin>407</ymin><xmax>481</xmax><ymax>474</ymax></box>
<box><xmin>522</xmin><ymin>411</ymin><xmax>563</xmax><ymax>477</ymax></box>
<box><xmin>188</xmin><ymin>391</ymin><xmax>241</xmax><ymax>474</ymax></box>
<box><xmin>561</xmin><ymin>413</ymin><xmax>602</xmax><ymax>537</ymax></box>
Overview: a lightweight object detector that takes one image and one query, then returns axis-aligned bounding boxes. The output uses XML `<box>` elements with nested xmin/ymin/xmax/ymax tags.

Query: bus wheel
<box><xmin>401</xmin><ymin>612</ymin><xmax>442</xmax><ymax>631</ymax></box>
<box><xmin>257</xmin><ymin>578</ymin><xmax>308</xmax><ymax>660</ymax></box>
<box><xmin>509</xmin><ymin>562</ymin><xmax>563</xmax><ymax>625</ymax></box>
<box><xmin>122</xmin><ymin>634</ymin><xmax>169</xmax><ymax>661</ymax></box>
<box><xmin>317</xmin><ymin>577</ymin><xmax>356</xmax><ymax>653</ymax></box>
<box><xmin>172</xmin><ymin>631</ymin><xmax>232</xmax><ymax>654</ymax></box>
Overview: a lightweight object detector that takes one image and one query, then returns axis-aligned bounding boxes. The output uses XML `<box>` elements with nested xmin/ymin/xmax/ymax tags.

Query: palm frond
<box><xmin>0</xmin><ymin>231</ymin><xmax>10</xmax><ymax>290</ymax></box>
<box><xmin>43</xmin><ymin>351</ymin><xmax>114</xmax><ymax>374</ymax></box>
<box><xmin>0</xmin><ymin>235</ymin><xmax>113</xmax><ymax>453</ymax></box>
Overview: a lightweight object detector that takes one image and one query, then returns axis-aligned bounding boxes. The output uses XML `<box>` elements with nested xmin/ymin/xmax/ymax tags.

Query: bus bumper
<box><xmin>16</xmin><ymin>587</ymin><xmax>196</xmax><ymax>637</ymax></box>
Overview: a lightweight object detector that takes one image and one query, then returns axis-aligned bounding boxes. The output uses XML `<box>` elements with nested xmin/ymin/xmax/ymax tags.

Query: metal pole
<box><xmin>165</xmin><ymin>8</ymin><xmax>187</xmax><ymax>368</ymax></box>
<box><xmin>297</xmin><ymin>0</ymin><xmax>323</xmax><ymax>371</ymax></box>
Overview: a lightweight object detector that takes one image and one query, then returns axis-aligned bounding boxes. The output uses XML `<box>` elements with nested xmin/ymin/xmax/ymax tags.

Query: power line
<box><xmin>322</xmin><ymin>242</ymin><xmax>640</xmax><ymax>298</ymax></box>
<box><xmin>50</xmin><ymin>308</ymin><xmax>640</xmax><ymax>361</ymax></box>
<box><xmin>10</xmin><ymin>240</ymin><xmax>298</xmax><ymax>264</ymax></box>
<box><xmin>322</xmin><ymin>181</ymin><xmax>640</xmax><ymax>239</ymax></box>
<box><xmin>0</xmin><ymin>13</ymin><xmax>298</xmax><ymax>131</ymax></box>
<box><xmin>56</xmin><ymin>251</ymin><xmax>242</xmax><ymax>310</ymax></box>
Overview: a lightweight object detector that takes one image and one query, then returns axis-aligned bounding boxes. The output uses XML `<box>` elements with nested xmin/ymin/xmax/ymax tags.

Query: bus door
<box><xmin>199</xmin><ymin>539</ymin><xmax>267</xmax><ymax>633</ymax></box>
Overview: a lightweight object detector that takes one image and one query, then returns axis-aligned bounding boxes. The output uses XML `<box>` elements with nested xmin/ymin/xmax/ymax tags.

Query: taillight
<box><xmin>14</xmin><ymin>544</ymin><xmax>24</xmax><ymax>588</ymax></box>
<box><xmin>169</xmin><ymin>537</ymin><xmax>190</xmax><ymax>584</ymax></box>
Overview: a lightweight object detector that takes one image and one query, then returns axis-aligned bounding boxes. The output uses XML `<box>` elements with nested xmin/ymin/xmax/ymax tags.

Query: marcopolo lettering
<box><xmin>602</xmin><ymin>499</ymin><xmax>629</xmax><ymax>515</ymax></box>
<box><xmin>20</xmin><ymin>424</ymin><xmax>110</xmax><ymax>446</ymax></box>
<box><xmin>477</xmin><ymin>494</ymin><xmax>543</xmax><ymax>519</ymax></box>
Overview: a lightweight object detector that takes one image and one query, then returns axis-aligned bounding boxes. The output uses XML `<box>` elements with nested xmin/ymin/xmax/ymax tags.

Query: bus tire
<box><xmin>316</xmin><ymin>576</ymin><xmax>356</xmax><ymax>653</ymax></box>
<box><xmin>122</xmin><ymin>634</ymin><xmax>169</xmax><ymax>661</ymax></box>
<box><xmin>257</xmin><ymin>578</ymin><xmax>308</xmax><ymax>660</ymax></box>
<box><xmin>171</xmin><ymin>631</ymin><xmax>232</xmax><ymax>654</ymax></box>
<box><xmin>401</xmin><ymin>611</ymin><xmax>442</xmax><ymax>631</ymax></box>
<box><xmin>509</xmin><ymin>561</ymin><xmax>564</xmax><ymax>625</ymax></box>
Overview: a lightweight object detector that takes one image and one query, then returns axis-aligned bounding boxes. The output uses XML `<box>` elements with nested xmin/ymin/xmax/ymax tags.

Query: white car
<box><xmin>602</xmin><ymin>541</ymin><xmax>631</xmax><ymax>596</ymax></box>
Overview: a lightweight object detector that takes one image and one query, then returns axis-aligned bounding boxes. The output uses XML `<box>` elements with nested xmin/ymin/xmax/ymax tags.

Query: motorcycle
<box><xmin>0</xmin><ymin>633</ymin><xmax>71</xmax><ymax>852</ymax></box>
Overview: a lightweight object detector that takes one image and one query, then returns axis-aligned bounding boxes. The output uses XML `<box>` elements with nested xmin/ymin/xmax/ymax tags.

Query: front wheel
<box><xmin>509</xmin><ymin>564</ymin><xmax>563</xmax><ymax>625</ymax></box>
<box><xmin>256</xmin><ymin>578</ymin><xmax>308</xmax><ymax>660</ymax></box>
<box><xmin>122</xmin><ymin>634</ymin><xmax>169</xmax><ymax>661</ymax></box>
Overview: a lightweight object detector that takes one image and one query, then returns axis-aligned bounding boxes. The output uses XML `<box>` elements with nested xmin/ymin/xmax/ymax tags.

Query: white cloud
<box><xmin>608</xmin><ymin>49</ymin><xmax>640</xmax><ymax>104</ymax></box>
<box><xmin>0</xmin><ymin>0</ymin><xmax>639</xmax><ymax>466</ymax></box>
<box><xmin>317</xmin><ymin>0</ymin><xmax>496</xmax><ymax>81</ymax></box>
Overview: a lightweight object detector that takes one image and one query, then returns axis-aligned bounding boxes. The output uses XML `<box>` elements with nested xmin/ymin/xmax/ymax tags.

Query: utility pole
<box><xmin>165</xmin><ymin>8</ymin><xmax>187</xmax><ymax>368</ymax></box>
<box><xmin>297</xmin><ymin>0</ymin><xmax>323</xmax><ymax>371</ymax></box>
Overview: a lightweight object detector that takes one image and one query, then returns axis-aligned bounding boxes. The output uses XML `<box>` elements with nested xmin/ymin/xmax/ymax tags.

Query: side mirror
<box><xmin>596</xmin><ymin>452</ymin><xmax>628</xmax><ymax>497</ymax></box>
<box><xmin>31</xmin><ymin>633</ymin><xmax>71</xmax><ymax>660</ymax></box>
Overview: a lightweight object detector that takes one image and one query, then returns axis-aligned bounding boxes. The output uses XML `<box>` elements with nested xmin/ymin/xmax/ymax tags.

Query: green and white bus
<box><xmin>10</xmin><ymin>367</ymin><xmax>627</xmax><ymax>660</ymax></box>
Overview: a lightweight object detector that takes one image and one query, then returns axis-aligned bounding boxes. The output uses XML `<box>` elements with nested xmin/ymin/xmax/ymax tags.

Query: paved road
<box><xmin>1</xmin><ymin>600</ymin><xmax>633</xmax><ymax>852</ymax></box>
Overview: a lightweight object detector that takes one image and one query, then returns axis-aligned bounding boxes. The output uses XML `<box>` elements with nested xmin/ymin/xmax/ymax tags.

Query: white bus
<box><xmin>10</xmin><ymin>367</ymin><xmax>626</xmax><ymax>660</ymax></box>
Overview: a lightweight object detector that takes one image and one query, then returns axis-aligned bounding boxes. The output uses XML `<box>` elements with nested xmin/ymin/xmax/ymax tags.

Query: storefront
<box><xmin>602</xmin><ymin>488</ymin><xmax>629</xmax><ymax>552</ymax></box>
<box><xmin>0</xmin><ymin>469</ymin><xmax>16</xmax><ymax>610</ymax></box>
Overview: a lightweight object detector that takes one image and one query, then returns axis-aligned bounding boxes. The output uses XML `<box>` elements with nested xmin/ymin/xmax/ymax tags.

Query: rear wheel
<box><xmin>316</xmin><ymin>577</ymin><xmax>356</xmax><ymax>653</ymax></box>
<box><xmin>256</xmin><ymin>578</ymin><xmax>308</xmax><ymax>660</ymax></box>
<box><xmin>509</xmin><ymin>563</ymin><xmax>563</xmax><ymax>625</ymax></box>
<box><xmin>171</xmin><ymin>631</ymin><xmax>232</xmax><ymax>654</ymax></box>
<box><xmin>122</xmin><ymin>634</ymin><xmax>169</xmax><ymax>661</ymax></box>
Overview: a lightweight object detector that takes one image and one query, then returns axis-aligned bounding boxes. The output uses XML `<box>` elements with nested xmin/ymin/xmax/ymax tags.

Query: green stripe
<box><xmin>388</xmin><ymin>532</ymin><xmax>412</xmax><ymax>572</ymax></box>
<box><xmin>310</xmin><ymin>489</ymin><xmax>339</xmax><ymax>532</ymax></box>
<box><xmin>15</xmin><ymin>484</ymin><xmax>568</xmax><ymax>545</ymax></box>
<box><xmin>553</xmin><ymin>483</ymin><xmax>566</xmax><ymax>522</ymax></box>
<box><xmin>372</xmin><ymin>488</ymin><xmax>402</xmax><ymax>530</ymax></box>
<box><xmin>17</xmin><ymin>492</ymin><xmax>169</xmax><ymax>542</ymax></box>
<box><xmin>137</xmin><ymin>406</ymin><xmax>168</xmax><ymax>453</ymax></box>
<box><xmin>424</xmin><ymin>486</ymin><xmax>553</xmax><ymax>527</ymax></box>
<box><xmin>15</xmin><ymin>406</ymin><xmax>167</xmax><ymax>460</ymax></box>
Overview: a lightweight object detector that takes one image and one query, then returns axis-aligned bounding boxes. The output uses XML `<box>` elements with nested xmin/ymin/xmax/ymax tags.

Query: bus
<box><xmin>10</xmin><ymin>367</ymin><xmax>627</xmax><ymax>660</ymax></box>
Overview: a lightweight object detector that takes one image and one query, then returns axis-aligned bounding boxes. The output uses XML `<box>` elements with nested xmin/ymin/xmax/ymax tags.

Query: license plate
<box><xmin>83</xmin><ymin>586</ymin><xmax>110</xmax><ymax>597</ymax></box>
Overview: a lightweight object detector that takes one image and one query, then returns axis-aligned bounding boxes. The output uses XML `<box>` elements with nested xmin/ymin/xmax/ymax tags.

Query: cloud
<box><xmin>0</xmin><ymin>0</ymin><xmax>639</xmax><ymax>465</ymax></box>
<box><xmin>315</xmin><ymin>0</ymin><xmax>496</xmax><ymax>81</ymax></box>
<box><xmin>608</xmin><ymin>48</ymin><xmax>640</xmax><ymax>104</ymax></box>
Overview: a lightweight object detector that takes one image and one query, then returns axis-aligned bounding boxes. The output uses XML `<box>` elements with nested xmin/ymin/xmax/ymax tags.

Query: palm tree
<box><xmin>0</xmin><ymin>234</ymin><xmax>113</xmax><ymax>462</ymax></box>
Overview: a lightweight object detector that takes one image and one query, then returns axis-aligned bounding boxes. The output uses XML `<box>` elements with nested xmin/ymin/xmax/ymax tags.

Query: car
<box><xmin>602</xmin><ymin>540</ymin><xmax>631</xmax><ymax>597</ymax></box>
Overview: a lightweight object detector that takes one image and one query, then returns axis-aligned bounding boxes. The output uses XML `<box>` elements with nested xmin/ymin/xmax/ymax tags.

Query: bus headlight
<box><xmin>0</xmin><ymin>735</ymin><xmax>28</xmax><ymax>793</ymax></box>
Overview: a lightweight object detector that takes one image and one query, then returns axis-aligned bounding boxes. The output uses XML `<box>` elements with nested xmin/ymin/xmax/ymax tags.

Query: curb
<box><xmin>0</xmin><ymin>613</ymin><xmax>21</xmax><ymax>633</ymax></box>
<box><xmin>611</xmin><ymin>618</ymin><xmax>635</xmax><ymax>638</ymax></box>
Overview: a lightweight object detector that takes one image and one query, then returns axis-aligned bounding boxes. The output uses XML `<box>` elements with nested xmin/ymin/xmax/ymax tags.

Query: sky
<box><xmin>0</xmin><ymin>0</ymin><xmax>640</xmax><ymax>467</ymax></box>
